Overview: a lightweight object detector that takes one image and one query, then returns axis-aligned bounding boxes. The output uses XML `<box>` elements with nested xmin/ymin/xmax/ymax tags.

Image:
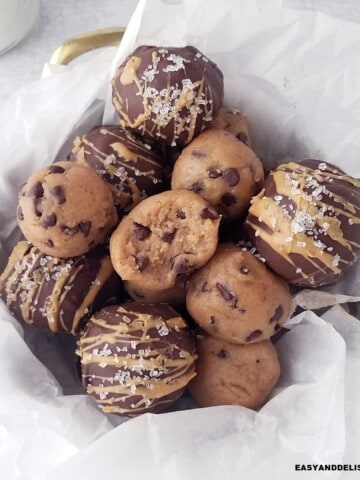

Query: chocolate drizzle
<box><xmin>76</xmin><ymin>302</ymin><xmax>197</xmax><ymax>416</ymax></box>
<box><xmin>245</xmin><ymin>160</ymin><xmax>360</xmax><ymax>286</ymax></box>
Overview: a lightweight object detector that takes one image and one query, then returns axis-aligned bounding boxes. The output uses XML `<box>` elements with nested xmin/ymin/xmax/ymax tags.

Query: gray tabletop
<box><xmin>0</xmin><ymin>0</ymin><xmax>359</xmax><ymax>105</ymax></box>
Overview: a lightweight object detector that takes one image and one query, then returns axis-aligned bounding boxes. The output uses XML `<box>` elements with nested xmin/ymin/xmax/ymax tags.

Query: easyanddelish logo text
<box><xmin>295</xmin><ymin>464</ymin><xmax>360</xmax><ymax>472</ymax></box>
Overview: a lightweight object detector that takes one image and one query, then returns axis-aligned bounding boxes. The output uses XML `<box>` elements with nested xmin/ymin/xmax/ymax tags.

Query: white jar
<box><xmin>0</xmin><ymin>0</ymin><xmax>40</xmax><ymax>54</ymax></box>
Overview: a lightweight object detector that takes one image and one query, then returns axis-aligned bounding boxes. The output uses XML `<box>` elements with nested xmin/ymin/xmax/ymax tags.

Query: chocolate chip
<box><xmin>188</xmin><ymin>182</ymin><xmax>203</xmax><ymax>194</ymax></box>
<box><xmin>216</xmin><ymin>283</ymin><xmax>238</xmax><ymax>308</ymax></box>
<box><xmin>201</xmin><ymin>281</ymin><xmax>209</xmax><ymax>292</ymax></box>
<box><xmin>27</xmin><ymin>181</ymin><xmax>44</xmax><ymax>198</ymax></box>
<box><xmin>192</xmin><ymin>149</ymin><xmax>206</xmax><ymax>157</ymax></box>
<box><xmin>245</xmin><ymin>330</ymin><xmax>263</xmax><ymax>342</ymax></box>
<box><xmin>33</xmin><ymin>198</ymin><xmax>43</xmax><ymax>217</ymax></box>
<box><xmin>274</xmin><ymin>323</ymin><xmax>281</xmax><ymax>331</ymax></box>
<box><xmin>60</xmin><ymin>224</ymin><xmax>79</xmax><ymax>235</ymax></box>
<box><xmin>240</xmin><ymin>266</ymin><xmax>249</xmax><ymax>275</ymax></box>
<box><xmin>176</xmin><ymin>209</ymin><xmax>186</xmax><ymax>219</ymax></box>
<box><xmin>269</xmin><ymin>305</ymin><xmax>284</xmax><ymax>324</ymax></box>
<box><xmin>172</xmin><ymin>258</ymin><xmax>191</xmax><ymax>274</ymax></box>
<box><xmin>208</xmin><ymin>168</ymin><xmax>221</xmax><ymax>179</ymax></box>
<box><xmin>17</xmin><ymin>206</ymin><xmax>24</xmax><ymax>221</ymax></box>
<box><xmin>162</xmin><ymin>230</ymin><xmax>176</xmax><ymax>243</ymax></box>
<box><xmin>200</xmin><ymin>207</ymin><xmax>219</xmax><ymax>220</ymax></box>
<box><xmin>133</xmin><ymin>222</ymin><xmax>151</xmax><ymax>241</ymax></box>
<box><xmin>135</xmin><ymin>255</ymin><xmax>149</xmax><ymax>271</ymax></box>
<box><xmin>40</xmin><ymin>213</ymin><xmax>57</xmax><ymax>228</ymax></box>
<box><xmin>221</xmin><ymin>193</ymin><xmax>236</xmax><ymax>206</ymax></box>
<box><xmin>217</xmin><ymin>349</ymin><xmax>229</xmax><ymax>359</ymax></box>
<box><xmin>236</xmin><ymin>132</ymin><xmax>248</xmax><ymax>145</ymax></box>
<box><xmin>223</xmin><ymin>168</ymin><xmax>240</xmax><ymax>186</ymax></box>
<box><xmin>48</xmin><ymin>165</ymin><xmax>65</xmax><ymax>174</ymax></box>
<box><xmin>50</xmin><ymin>185</ymin><xmax>66</xmax><ymax>204</ymax></box>
<box><xmin>79</xmin><ymin>221</ymin><xmax>91</xmax><ymax>236</ymax></box>
<box><xmin>256</xmin><ymin>359</ymin><xmax>260</xmax><ymax>363</ymax></box>
<box><xmin>210</xmin><ymin>315</ymin><xmax>216</xmax><ymax>324</ymax></box>
<box><xmin>44</xmin><ymin>239</ymin><xmax>54</xmax><ymax>247</ymax></box>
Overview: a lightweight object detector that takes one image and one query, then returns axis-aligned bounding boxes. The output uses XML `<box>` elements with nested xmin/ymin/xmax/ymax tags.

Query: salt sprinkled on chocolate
<box><xmin>245</xmin><ymin>159</ymin><xmax>360</xmax><ymax>286</ymax></box>
<box><xmin>112</xmin><ymin>45</ymin><xmax>224</xmax><ymax>147</ymax></box>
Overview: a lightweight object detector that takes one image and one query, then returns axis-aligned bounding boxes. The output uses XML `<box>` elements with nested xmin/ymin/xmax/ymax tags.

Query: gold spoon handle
<box><xmin>49</xmin><ymin>27</ymin><xmax>125</xmax><ymax>65</ymax></box>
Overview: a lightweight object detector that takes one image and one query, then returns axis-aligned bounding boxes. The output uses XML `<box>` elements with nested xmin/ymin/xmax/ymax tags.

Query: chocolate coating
<box><xmin>112</xmin><ymin>45</ymin><xmax>224</xmax><ymax>147</ymax></box>
<box><xmin>245</xmin><ymin>160</ymin><xmax>360</xmax><ymax>286</ymax></box>
<box><xmin>0</xmin><ymin>241</ymin><xmax>122</xmax><ymax>333</ymax></box>
<box><xmin>69</xmin><ymin>125</ymin><xmax>165</xmax><ymax>216</ymax></box>
<box><xmin>76</xmin><ymin>302</ymin><xmax>197</xmax><ymax>416</ymax></box>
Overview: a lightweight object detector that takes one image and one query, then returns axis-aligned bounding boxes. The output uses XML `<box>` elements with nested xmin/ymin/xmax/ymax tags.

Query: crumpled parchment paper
<box><xmin>0</xmin><ymin>1</ymin><xmax>359</xmax><ymax>479</ymax></box>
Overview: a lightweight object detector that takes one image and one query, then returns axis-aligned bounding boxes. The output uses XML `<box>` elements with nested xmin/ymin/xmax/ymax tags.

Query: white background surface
<box><xmin>0</xmin><ymin>0</ymin><xmax>360</xmax><ymax>105</ymax></box>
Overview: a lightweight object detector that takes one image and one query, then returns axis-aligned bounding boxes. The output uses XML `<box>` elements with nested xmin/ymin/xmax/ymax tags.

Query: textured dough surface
<box><xmin>171</xmin><ymin>130</ymin><xmax>263</xmax><ymax>222</ymax></box>
<box><xmin>110</xmin><ymin>189</ymin><xmax>220</xmax><ymax>290</ymax></box>
<box><xmin>189</xmin><ymin>334</ymin><xmax>280</xmax><ymax>409</ymax></box>
<box><xmin>186</xmin><ymin>243</ymin><xmax>293</xmax><ymax>344</ymax></box>
<box><xmin>17</xmin><ymin>161</ymin><xmax>118</xmax><ymax>258</ymax></box>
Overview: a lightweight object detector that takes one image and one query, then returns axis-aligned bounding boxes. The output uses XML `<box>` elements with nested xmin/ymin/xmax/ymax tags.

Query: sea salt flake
<box><xmin>332</xmin><ymin>254</ymin><xmax>341</xmax><ymax>267</ymax></box>
<box><xmin>157</xmin><ymin>324</ymin><xmax>169</xmax><ymax>336</ymax></box>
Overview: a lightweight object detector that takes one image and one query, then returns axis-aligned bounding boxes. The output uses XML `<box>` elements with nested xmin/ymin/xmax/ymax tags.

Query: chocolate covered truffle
<box><xmin>110</xmin><ymin>190</ymin><xmax>221</xmax><ymax>291</ymax></box>
<box><xmin>112</xmin><ymin>45</ymin><xmax>224</xmax><ymax>147</ymax></box>
<box><xmin>171</xmin><ymin>129</ymin><xmax>264</xmax><ymax>222</ymax></box>
<box><xmin>0</xmin><ymin>241</ymin><xmax>122</xmax><ymax>333</ymax></box>
<box><xmin>189</xmin><ymin>334</ymin><xmax>280</xmax><ymax>409</ymax></box>
<box><xmin>245</xmin><ymin>159</ymin><xmax>360</xmax><ymax>286</ymax></box>
<box><xmin>76</xmin><ymin>302</ymin><xmax>197</xmax><ymax>415</ymax></box>
<box><xmin>70</xmin><ymin>125</ymin><xmax>165</xmax><ymax>216</ymax></box>
<box><xmin>186</xmin><ymin>244</ymin><xmax>293</xmax><ymax>344</ymax></box>
<box><xmin>17</xmin><ymin>161</ymin><xmax>118</xmax><ymax>258</ymax></box>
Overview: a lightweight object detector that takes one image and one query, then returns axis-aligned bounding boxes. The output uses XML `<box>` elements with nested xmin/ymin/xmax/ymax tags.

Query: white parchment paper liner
<box><xmin>0</xmin><ymin>1</ymin><xmax>359</xmax><ymax>479</ymax></box>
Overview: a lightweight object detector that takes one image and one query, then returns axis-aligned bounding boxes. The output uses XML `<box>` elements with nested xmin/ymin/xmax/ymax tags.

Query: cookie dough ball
<box><xmin>124</xmin><ymin>275</ymin><xmax>188</xmax><ymax>306</ymax></box>
<box><xmin>76</xmin><ymin>302</ymin><xmax>197</xmax><ymax>416</ymax></box>
<box><xmin>69</xmin><ymin>125</ymin><xmax>165</xmax><ymax>216</ymax></box>
<box><xmin>189</xmin><ymin>334</ymin><xmax>280</xmax><ymax>409</ymax></box>
<box><xmin>186</xmin><ymin>244</ymin><xmax>293</xmax><ymax>344</ymax></box>
<box><xmin>110</xmin><ymin>190</ymin><xmax>221</xmax><ymax>290</ymax></box>
<box><xmin>0</xmin><ymin>241</ymin><xmax>122</xmax><ymax>333</ymax></box>
<box><xmin>171</xmin><ymin>130</ymin><xmax>264</xmax><ymax>222</ymax></box>
<box><xmin>112</xmin><ymin>45</ymin><xmax>224</xmax><ymax>147</ymax></box>
<box><xmin>209</xmin><ymin>107</ymin><xmax>251</xmax><ymax>147</ymax></box>
<box><xmin>245</xmin><ymin>159</ymin><xmax>360</xmax><ymax>286</ymax></box>
<box><xmin>17</xmin><ymin>161</ymin><xmax>118</xmax><ymax>258</ymax></box>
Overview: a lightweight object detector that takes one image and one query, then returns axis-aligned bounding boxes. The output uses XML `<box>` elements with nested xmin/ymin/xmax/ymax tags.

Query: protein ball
<box><xmin>110</xmin><ymin>190</ymin><xmax>221</xmax><ymax>291</ymax></box>
<box><xmin>69</xmin><ymin>125</ymin><xmax>165</xmax><ymax>216</ymax></box>
<box><xmin>76</xmin><ymin>302</ymin><xmax>197</xmax><ymax>416</ymax></box>
<box><xmin>111</xmin><ymin>45</ymin><xmax>224</xmax><ymax>147</ymax></box>
<box><xmin>17</xmin><ymin>161</ymin><xmax>118</xmax><ymax>258</ymax></box>
<box><xmin>189</xmin><ymin>333</ymin><xmax>280</xmax><ymax>409</ymax></box>
<box><xmin>0</xmin><ymin>241</ymin><xmax>122</xmax><ymax>333</ymax></box>
<box><xmin>245</xmin><ymin>159</ymin><xmax>360</xmax><ymax>286</ymax></box>
<box><xmin>171</xmin><ymin>129</ymin><xmax>264</xmax><ymax>222</ymax></box>
<box><xmin>186</xmin><ymin>244</ymin><xmax>293</xmax><ymax>344</ymax></box>
<box><xmin>208</xmin><ymin>107</ymin><xmax>252</xmax><ymax>147</ymax></box>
